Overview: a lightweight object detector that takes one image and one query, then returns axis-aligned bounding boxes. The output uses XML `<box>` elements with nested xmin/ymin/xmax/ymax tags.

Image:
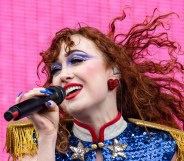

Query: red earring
<box><xmin>108</xmin><ymin>79</ymin><xmax>119</xmax><ymax>90</ymax></box>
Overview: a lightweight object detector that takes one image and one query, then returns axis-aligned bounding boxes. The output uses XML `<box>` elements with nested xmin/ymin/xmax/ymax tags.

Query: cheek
<box><xmin>82</xmin><ymin>66</ymin><xmax>96</xmax><ymax>76</ymax></box>
<box><xmin>77</xmin><ymin>63</ymin><xmax>109</xmax><ymax>93</ymax></box>
<box><xmin>77</xmin><ymin>61</ymin><xmax>106</xmax><ymax>77</ymax></box>
<box><xmin>52</xmin><ymin>76</ymin><xmax>60</xmax><ymax>85</ymax></box>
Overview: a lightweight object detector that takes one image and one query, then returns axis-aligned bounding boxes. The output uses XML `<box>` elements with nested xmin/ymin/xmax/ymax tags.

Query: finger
<box><xmin>15</xmin><ymin>92</ymin><xmax>23</xmax><ymax>104</ymax></box>
<box><xmin>26</xmin><ymin>113</ymin><xmax>50</xmax><ymax>130</ymax></box>
<box><xmin>40</xmin><ymin>88</ymin><xmax>54</xmax><ymax>95</ymax></box>
<box><xmin>23</xmin><ymin>87</ymin><xmax>53</xmax><ymax>100</ymax></box>
<box><xmin>27</xmin><ymin>112</ymin><xmax>44</xmax><ymax>122</ymax></box>
<box><xmin>27</xmin><ymin>112</ymin><xmax>58</xmax><ymax>131</ymax></box>
<box><xmin>45</xmin><ymin>101</ymin><xmax>59</xmax><ymax>112</ymax></box>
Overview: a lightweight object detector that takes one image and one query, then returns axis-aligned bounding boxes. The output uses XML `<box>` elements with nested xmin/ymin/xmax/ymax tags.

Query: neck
<box><xmin>72</xmin><ymin>93</ymin><xmax>118</xmax><ymax>135</ymax></box>
<box><xmin>73</xmin><ymin>112</ymin><xmax>127</xmax><ymax>142</ymax></box>
<box><xmin>73</xmin><ymin>107</ymin><xmax>118</xmax><ymax>136</ymax></box>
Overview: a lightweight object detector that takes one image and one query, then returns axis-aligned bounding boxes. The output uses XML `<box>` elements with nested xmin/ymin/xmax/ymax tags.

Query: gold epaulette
<box><xmin>129</xmin><ymin>118</ymin><xmax>184</xmax><ymax>161</ymax></box>
<box><xmin>5</xmin><ymin>120</ymin><xmax>38</xmax><ymax>161</ymax></box>
<box><xmin>6</xmin><ymin>118</ymin><xmax>184</xmax><ymax>160</ymax></box>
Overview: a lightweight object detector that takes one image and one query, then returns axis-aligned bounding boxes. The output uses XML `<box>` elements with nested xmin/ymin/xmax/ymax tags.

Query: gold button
<box><xmin>91</xmin><ymin>144</ymin><xmax>97</xmax><ymax>150</ymax></box>
<box><xmin>98</xmin><ymin>142</ymin><xmax>104</xmax><ymax>148</ymax></box>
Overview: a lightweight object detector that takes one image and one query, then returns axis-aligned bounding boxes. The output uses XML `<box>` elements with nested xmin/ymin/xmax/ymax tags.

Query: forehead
<box><xmin>59</xmin><ymin>34</ymin><xmax>103</xmax><ymax>57</ymax></box>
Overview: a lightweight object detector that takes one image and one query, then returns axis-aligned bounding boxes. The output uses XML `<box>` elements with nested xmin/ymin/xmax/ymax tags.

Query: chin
<box><xmin>68</xmin><ymin>107</ymin><xmax>88</xmax><ymax>118</ymax></box>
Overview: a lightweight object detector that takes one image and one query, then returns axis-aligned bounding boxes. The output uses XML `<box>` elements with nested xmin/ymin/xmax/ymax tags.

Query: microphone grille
<box><xmin>47</xmin><ymin>86</ymin><xmax>66</xmax><ymax>104</ymax></box>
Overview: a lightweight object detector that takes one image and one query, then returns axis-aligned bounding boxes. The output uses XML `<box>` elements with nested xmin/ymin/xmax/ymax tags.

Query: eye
<box><xmin>50</xmin><ymin>62</ymin><xmax>62</xmax><ymax>76</ymax></box>
<box><xmin>69</xmin><ymin>55</ymin><xmax>89</xmax><ymax>65</ymax></box>
<box><xmin>70</xmin><ymin>56</ymin><xmax>87</xmax><ymax>65</ymax></box>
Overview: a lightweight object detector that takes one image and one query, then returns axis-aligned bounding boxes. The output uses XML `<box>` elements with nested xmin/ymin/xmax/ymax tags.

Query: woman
<box><xmin>6</xmin><ymin>10</ymin><xmax>184</xmax><ymax>161</ymax></box>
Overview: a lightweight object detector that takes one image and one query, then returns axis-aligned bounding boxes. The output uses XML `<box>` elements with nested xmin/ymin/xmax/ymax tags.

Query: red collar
<box><xmin>73</xmin><ymin>112</ymin><xmax>127</xmax><ymax>142</ymax></box>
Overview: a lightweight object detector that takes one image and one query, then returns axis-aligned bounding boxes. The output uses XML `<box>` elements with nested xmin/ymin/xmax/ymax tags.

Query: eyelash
<box><xmin>69</xmin><ymin>56</ymin><xmax>88</xmax><ymax>65</ymax></box>
<box><xmin>50</xmin><ymin>54</ymin><xmax>89</xmax><ymax>76</ymax></box>
<box><xmin>50</xmin><ymin>64</ymin><xmax>62</xmax><ymax>76</ymax></box>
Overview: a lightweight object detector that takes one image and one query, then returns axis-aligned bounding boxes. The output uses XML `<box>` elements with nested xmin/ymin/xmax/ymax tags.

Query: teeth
<box><xmin>66</xmin><ymin>86</ymin><xmax>82</xmax><ymax>96</ymax></box>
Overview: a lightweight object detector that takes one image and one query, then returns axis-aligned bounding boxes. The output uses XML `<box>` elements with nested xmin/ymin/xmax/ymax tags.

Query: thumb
<box><xmin>45</xmin><ymin>101</ymin><xmax>59</xmax><ymax>112</ymax></box>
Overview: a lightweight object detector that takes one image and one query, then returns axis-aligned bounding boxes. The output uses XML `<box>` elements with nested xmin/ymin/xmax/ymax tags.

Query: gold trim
<box><xmin>128</xmin><ymin>118</ymin><xmax>182</xmax><ymax>132</ymax></box>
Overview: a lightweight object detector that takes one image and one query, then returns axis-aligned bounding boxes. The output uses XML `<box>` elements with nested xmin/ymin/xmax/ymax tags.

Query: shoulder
<box><xmin>5</xmin><ymin>120</ymin><xmax>38</xmax><ymax>160</ymax></box>
<box><xmin>128</xmin><ymin>118</ymin><xmax>184</xmax><ymax>160</ymax></box>
<box><xmin>128</xmin><ymin>118</ymin><xmax>184</xmax><ymax>141</ymax></box>
<box><xmin>5</xmin><ymin>120</ymin><xmax>70</xmax><ymax>161</ymax></box>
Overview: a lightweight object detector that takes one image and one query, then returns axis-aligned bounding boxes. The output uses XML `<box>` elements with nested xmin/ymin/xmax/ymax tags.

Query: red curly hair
<box><xmin>37</xmin><ymin>10</ymin><xmax>184</xmax><ymax>153</ymax></box>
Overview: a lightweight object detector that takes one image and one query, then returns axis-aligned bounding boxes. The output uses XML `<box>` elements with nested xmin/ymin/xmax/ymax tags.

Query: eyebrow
<box><xmin>51</xmin><ymin>50</ymin><xmax>88</xmax><ymax>65</ymax></box>
<box><xmin>65</xmin><ymin>49</ymin><xmax>88</xmax><ymax>57</ymax></box>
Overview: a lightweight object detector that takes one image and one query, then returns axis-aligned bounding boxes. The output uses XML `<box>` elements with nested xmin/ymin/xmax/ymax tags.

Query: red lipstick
<box><xmin>64</xmin><ymin>83</ymin><xmax>83</xmax><ymax>100</ymax></box>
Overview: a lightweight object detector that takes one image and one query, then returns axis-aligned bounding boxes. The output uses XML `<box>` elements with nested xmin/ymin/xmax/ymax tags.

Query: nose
<box><xmin>59</xmin><ymin>67</ymin><xmax>74</xmax><ymax>83</ymax></box>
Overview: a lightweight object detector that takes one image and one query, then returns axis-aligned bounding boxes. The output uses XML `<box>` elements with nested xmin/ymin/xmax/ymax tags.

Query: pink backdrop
<box><xmin>0</xmin><ymin>0</ymin><xmax>184</xmax><ymax>160</ymax></box>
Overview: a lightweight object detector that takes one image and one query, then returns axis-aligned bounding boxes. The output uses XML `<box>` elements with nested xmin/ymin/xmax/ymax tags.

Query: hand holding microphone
<box><xmin>4</xmin><ymin>86</ymin><xmax>66</xmax><ymax>121</ymax></box>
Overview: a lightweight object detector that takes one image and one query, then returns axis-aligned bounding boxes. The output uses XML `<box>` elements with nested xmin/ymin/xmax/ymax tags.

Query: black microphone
<box><xmin>4</xmin><ymin>86</ymin><xmax>66</xmax><ymax>121</ymax></box>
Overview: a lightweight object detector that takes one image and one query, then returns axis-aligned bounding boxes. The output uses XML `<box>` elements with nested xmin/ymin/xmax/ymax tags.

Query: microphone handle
<box><xmin>4</xmin><ymin>86</ymin><xmax>66</xmax><ymax>121</ymax></box>
<box><xmin>10</xmin><ymin>96</ymin><xmax>51</xmax><ymax>120</ymax></box>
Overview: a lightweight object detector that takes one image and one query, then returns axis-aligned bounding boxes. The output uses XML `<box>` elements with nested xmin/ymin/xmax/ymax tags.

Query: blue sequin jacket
<box><xmin>53</xmin><ymin>113</ymin><xmax>177</xmax><ymax>161</ymax></box>
<box><xmin>6</xmin><ymin>113</ymin><xmax>184</xmax><ymax>161</ymax></box>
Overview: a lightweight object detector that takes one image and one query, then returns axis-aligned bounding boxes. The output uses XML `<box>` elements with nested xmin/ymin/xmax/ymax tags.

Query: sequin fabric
<box><xmin>34</xmin><ymin>122</ymin><xmax>177</xmax><ymax>161</ymax></box>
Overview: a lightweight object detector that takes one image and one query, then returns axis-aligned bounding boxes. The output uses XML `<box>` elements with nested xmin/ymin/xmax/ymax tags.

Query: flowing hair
<box><xmin>37</xmin><ymin>10</ymin><xmax>184</xmax><ymax>153</ymax></box>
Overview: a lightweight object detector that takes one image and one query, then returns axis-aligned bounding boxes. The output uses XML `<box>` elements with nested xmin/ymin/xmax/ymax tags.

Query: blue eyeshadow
<box><xmin>67</xmin><ymin>50</ymin><xmax>93</xmax><ymax>65</ymax></box>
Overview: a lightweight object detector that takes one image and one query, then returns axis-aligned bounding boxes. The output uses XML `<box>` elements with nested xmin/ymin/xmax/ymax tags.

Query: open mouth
<box><xmin>66</xmin><ymin>86</ymin><xmax>82</xmax><ymax>96</ymax></box>
<box><xmin>64</xmin><ymin>84</ymin><xmax>83</xmax><ymax>100</ymax></box>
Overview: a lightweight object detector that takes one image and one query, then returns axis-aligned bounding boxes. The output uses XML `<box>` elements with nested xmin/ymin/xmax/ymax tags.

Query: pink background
<box><xmin>0</xmin><ymin>0</ymin><xmax>184</xmax><ymax>160</ymax></box>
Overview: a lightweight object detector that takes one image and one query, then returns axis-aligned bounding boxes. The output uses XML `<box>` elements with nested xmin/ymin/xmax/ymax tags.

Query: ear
<box><xmin>108</xmin><ymin>66</ymin><xmax>121</xmax><ymax>79</ymax></box>
<box><xmin>113</xmin><ymin>66</ymin><xmax>120</xmax><ymax>75</ymax></box>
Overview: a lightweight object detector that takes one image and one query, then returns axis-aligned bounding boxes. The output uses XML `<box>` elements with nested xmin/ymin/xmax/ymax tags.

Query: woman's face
<box><xmin>51</xmin><ymin>34</ymin><xmax>115</xmax><ymax>116</ymax></box>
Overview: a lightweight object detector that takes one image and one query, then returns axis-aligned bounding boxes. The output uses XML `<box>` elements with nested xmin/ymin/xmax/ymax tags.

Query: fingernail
<box><xmin>45</xmin><ymin>89</ymin><xmax>54</xmax><ymax>95</ymax></box>
<box><xmin>40</xmin><ymin>89</ymin><xmax>53</xmax><ymax>95</ymax></box>
<box><xmin>17</xmin><ymin>92</ymin><xmax>23</xmax><ymax>97</ymax></box>
<box><xmin>40</xmin><ymin>90</ymin><xmax>46</xmax><ymax>94</ymax></box>
<box><xmin>46</xmin><ymin>101</ymin><xmax>52</xmax><ymax>106</ymax></box>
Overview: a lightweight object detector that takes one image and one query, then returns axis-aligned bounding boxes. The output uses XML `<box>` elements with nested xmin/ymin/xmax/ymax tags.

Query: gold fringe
<box><xmin>129</xmin><ymin>118</ymin><xmax>184</xmax><ymax>161</ymax></box>
<box><xmin>6</xmin><ymin>118</ymin><xmax>184</xmax><ymax>160</ymax></box>
<box><xmin>5</xmin><ymin>120</ymin><xmax>38</xmax><ymax>161</ymax></box>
